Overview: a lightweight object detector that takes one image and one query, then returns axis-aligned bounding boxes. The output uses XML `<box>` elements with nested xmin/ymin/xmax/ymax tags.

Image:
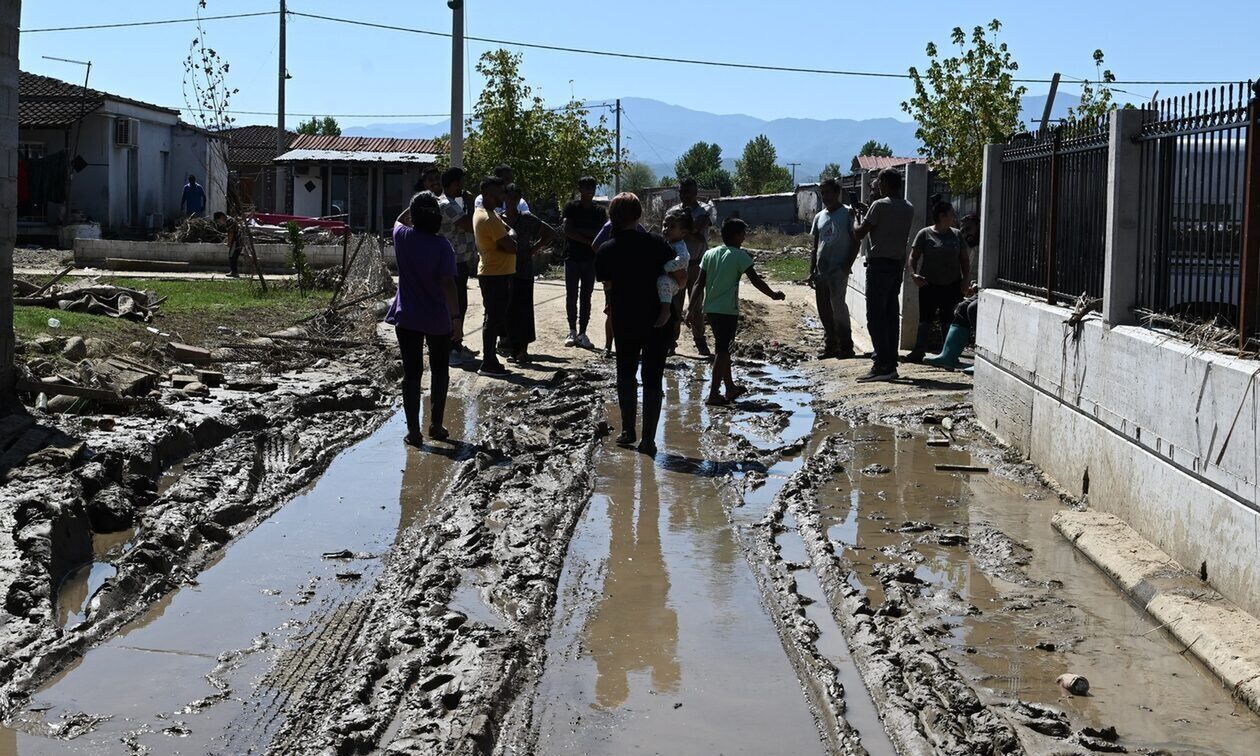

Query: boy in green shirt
<box><xmin>686</xmin><ymin>218</ymin><xmax>785</xmax><ymax>406</ymax></box>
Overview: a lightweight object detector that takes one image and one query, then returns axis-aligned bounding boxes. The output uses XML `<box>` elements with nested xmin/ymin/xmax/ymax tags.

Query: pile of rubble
<box><xmin>13</xmin><ymin>275</ymin><xmax>160</xmax><ymax>323</ymax></box>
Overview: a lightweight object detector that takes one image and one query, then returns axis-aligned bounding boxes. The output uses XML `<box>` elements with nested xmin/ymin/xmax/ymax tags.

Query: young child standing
<box><xmin>686</xmin><ymin>218</ymin><xmax>786</xmax><ymax>406</ymax></box>
<box><xmin>654</xmin><ymin>208</ymin><xmax>693</xmax><ymax>328</ymax></box>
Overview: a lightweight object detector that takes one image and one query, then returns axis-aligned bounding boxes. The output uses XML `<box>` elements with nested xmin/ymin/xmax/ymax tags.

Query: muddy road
<box><xmin>4</xmin><ymin>283</ymin><xmax>1260</xmax><ymax>754</ymax></box>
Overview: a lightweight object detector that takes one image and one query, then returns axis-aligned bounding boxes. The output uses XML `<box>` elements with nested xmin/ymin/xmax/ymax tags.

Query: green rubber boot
<box><xmin>924</xmin><ymin>324</ymin><xmax>969</xmax><ymax>369</ymax></box>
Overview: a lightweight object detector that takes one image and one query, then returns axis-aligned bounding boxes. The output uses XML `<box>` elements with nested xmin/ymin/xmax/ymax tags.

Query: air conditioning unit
<box><xmin>114</xmin><ymin>118</ymin><xmax>138</xmax><ymax>148</ymax></box>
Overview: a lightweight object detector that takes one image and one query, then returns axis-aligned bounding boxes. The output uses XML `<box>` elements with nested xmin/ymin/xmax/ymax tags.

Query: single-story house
<box><xmin>713</xmin><ymin>191</ymin><xmax>800</xmax><ymax>232</ymax></box>
<box><xmin>274</xmin><ymin>135</ymin><xmax>443</xmax><ymax>232</ymax></box>
<box><xmin>221</xmin><ymin>124</ymin><xmax>296</xmax><ymax>214</ymax></box>
<box><xmin>18</xmin><ymin>70</ymin><xmax>227</xmax><ymax>241</ymax></box>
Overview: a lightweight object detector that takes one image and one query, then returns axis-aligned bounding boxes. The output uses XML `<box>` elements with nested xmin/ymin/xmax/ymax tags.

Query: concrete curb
<box><xmin>1053</xmin><ymin>510</ymin><xmax>1260</xmax><ymax>715</ymax></box>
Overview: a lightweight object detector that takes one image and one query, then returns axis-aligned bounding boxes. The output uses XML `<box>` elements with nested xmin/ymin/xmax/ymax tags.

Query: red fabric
<box><xmin>250</xmin><ymin>212</ymin><xmax>348</xmax><ymax>237</ymax></box>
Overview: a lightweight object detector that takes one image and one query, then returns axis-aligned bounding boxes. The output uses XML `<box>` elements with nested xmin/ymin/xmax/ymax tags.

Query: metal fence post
<box><xmin>1046</xmin><ymin>127</ymin><xmax>1062</xmax><ymax>304</ymax></box>
<box><xmin>1103</xmin><ymin>109</ymin><xmax>1148</xmax><ymax>326</ymax></box>
<box><xmin>1239</xmin><ymin>81</ymin><xmax>1260</xmax><ymax>347</ymax></box>
<box><xmin>978</xmin><ymin>143</ymin><xmax>1005</xmax><ymax>290</ymax></box>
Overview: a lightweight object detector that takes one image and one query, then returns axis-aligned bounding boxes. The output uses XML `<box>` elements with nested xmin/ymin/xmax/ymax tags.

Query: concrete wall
<box><xmin>75</xmin><ymin>238</ymin><xmax>379</xmax><ymax>273</ymax></box>
<box><xmin>1</xmin><ymin>0</ymin><xmax>18</xmax><ymax>406</ymax></box>
<box><xmin>974</xmin><ymin>289</ymin><xmax>1260</xmax><ymax>616</ymax></box>
<box><xmin>713</xmin><ymin>193</ymin><xmax>797</xmax><ymax>231</ymax></box>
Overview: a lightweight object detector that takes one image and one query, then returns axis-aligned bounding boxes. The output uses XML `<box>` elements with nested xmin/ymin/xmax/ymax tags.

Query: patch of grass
<box><xmin>13</xmin><ymin>277</ymin><xmax>328</xmax><ymax>347</ymax></box>
<box><xmin>758</xmin><ymin>253</ymin><xmax>811</xmax><ymax>282</ymax></box>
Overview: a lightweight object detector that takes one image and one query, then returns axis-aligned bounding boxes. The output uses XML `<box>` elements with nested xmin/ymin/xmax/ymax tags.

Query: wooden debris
<box><xmin>31</xmin><ymin>265</ymin><xmax>75</xmax><ymax>297</ymax></box>
<box><xmin>17</xmin><ymin>379</ymin><xmax>121</xmax><ymax>402</ymax></box>
<box><xmin>935</xmin><ymin>463</ymin><xmax>990</xmax><ymax>473</ymax></box>
<box><xmin>167</xmin><ymin>342</ymin><xmax>213</xmax><ymax>364</ymax></box>
<box><xmin>170</xmin><ymin>373</ymin><xmax>199</xmax><ymax>389</ymax></box>
<box><xmin>196</xmin><ymin>369</ymin><xmax>225</xmax><ymax>387</ymax></box>
<box><xmin>927</xmin><ymin>436</ymin><xmax>951</xmax><ymax>447</ymax></box>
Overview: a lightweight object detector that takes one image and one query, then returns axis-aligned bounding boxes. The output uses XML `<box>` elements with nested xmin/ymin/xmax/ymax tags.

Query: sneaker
<box><xmin>428</xmin><ymin>425</ymin><xmax>450</xmax><ymax>441</ymax></box>
<box><xmin>478</xmin><ymin>362</ymin><xmax>510</xmax><ymax>377</ymax></box>
<box><xmin>637</xmin><ymin>440</ymin><xmax>657</xmax><ymax>457</ymax></box>
<box><xmin>564</xmin><ymin>330</ymin><xmax>578</xmax><ymax>347</ymax></box>
<box><xmin>615</xmin><ymin>430</ymin><xmax>637</xmax><ymax>446</ymax></box>
<box><xmin>225</xmin><ymin>271</ymin><xmax>240</xmax><ymax>278</ymax></box>
<box><xmin>576</xmin><ymin>332</ymin><xmax>594</xmax><ymax>349</ymax></box>
<box><xmin>856</xmin><ymin>367</ymin><xmax>899</xmax><ymax>382</ymax></box>
<box><xmin>817</xmin><ymin>348</ymin><xmax>839</xmax><ymax>360</ymax></box>
<box><xmin>448</xmin><ymin>349</ymin><xmax>466</xmax><ymax>367</ymax></box>
<box><xmin>458</xmin><ymin>344</ymin><xmax>478</xmax><ymax>358</ymax></box>
<box><xmin>836</xmin><ymin>348</ymin><xmax>857</xmax><ymax>359</ymax></box>
<box><xmin>404</xmin><ymin>431</ymin><xmax>423</xmax><ymax>448</ymax></box>
<box><xmin>695</xmin><ymin>342</ymin><xmax>712</xmax><ymax>358</ymax></box>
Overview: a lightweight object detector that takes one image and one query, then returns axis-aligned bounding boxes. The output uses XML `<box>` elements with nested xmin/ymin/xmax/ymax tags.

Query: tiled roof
<box><xmin>18</xmin><ymin>70</ymin><xmax>178</xmax><ymax>127</ymax></box>
<box><xmin>220</xmin><ymin>125</ymin><xmax>298</xmax><ymax>165</ymax></box>
<box><xmin>287</xmin><ymin>134</ymin><xmax>443</xmax><ymax>154</ymax></box>
<box><xmin>856</xmin><ymin>155</ymin><xmax>931</xmax><ymax>171</ymax></box>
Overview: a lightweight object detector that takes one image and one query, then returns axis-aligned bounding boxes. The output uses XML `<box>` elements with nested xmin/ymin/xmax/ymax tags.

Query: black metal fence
<box><xmin>996</xmin><ymin>117</ymin><xmax>1110</xmax><ymax>303</ymax></box>
<box><xmin>1135</xmin><ymin>83</ymin><xmax>1254</xmax><ymax>326</ymax></box>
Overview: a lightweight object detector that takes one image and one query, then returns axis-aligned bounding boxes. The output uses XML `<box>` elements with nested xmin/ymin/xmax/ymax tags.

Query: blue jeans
<box><xmin>865</xmin><ymin>258</ymin><xmax>903</xmax><ymax>371</ymax></box>
<box><xmin>565</xmin><ymin>257</ymin><xmax>596</xmax><ymax>332</ymax></box>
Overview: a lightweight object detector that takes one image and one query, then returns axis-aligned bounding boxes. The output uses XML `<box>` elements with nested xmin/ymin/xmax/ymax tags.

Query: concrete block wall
<box><xmin>0</xmin><ymin>0</ymin><xmax>18</xmax><ymax>406</ymax></box>
<box><xmin>75</xmin><ymin>239</ymin><xmax>397</xmax><ymax>274</ymax></box>
<box><xmin>975</xmin><ymin>289</ymin><xmax>1260</xmax><ymax>616</ymax></box>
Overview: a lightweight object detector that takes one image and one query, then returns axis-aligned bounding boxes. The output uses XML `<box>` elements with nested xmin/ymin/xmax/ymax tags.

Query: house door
<box><xmin>293</xmin><ymin>170</ymin><xmax>323</xmax><ymax>218</ymax></box>
<box><xmin>127</xmin><ymin>150</ymin><xmax>139</xmax><ymax>228</ymax></box>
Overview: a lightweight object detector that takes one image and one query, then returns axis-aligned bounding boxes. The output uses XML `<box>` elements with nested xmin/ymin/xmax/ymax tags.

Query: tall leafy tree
<box><xmin>296</xmin><ymin>116</ymin><xmax>342</xmax><ymax>137</ymax></box>
<box><xmin>463</xmin><ymin>50</ymin><xmax>618</xmax><ymax>206</ymax></box>
<box><xmin>1067</xmin><ymin>49</ymin><xmax>1119</xmax><ymax>123</ymax></box>
<box><xmin>620</xmin><ymin>160</ymin><xmax>657</xmax><ymax>194</ymax></box>
<box><xmin>734</xmin><ymin>135</ymin><xmax>792</xmax><ymax>195</ymax></box>
<box><xmin>819</xmin><ymin>162</ymin><xmax>843</xmax><ymax>181</ymax></box>
<box><xmin>849</xmin><ymin>140</ymin><xmax>894</xmax><ymax>172</ymax></box>
<box><xmin>674</xmin><ymin>141</ymin><xmax>733</xmax><ymax>195</ymax></box>
<box><xmin>902</xmin><ymin>19</ymin><xmax>1026</xmax><ymax>193</ymax></box>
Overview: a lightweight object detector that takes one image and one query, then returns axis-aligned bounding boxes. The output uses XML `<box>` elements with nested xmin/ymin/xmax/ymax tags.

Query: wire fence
<box><xmin>1135</xmin><ymin>82</ymin><xmax>1254</xmax><ymax>326</ymax></box>
<box><xmin>996</xmin><ymin>117</ymin><xmax>1110</xmax><ymax>303</ymax></box>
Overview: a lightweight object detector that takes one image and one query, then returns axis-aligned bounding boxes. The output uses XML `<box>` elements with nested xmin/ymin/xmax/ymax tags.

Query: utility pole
<box><xmin>1039</xmin><ymin>72</ymin><xmax>1061</xmax><ymax>134</ymax></box>
<box><xmin>614</xmin><ymin>98</ymin><xmax>621</xmax><ymax>193</ymax></box>
<box><xmin>449</xmin><ymin>0</ymin><xmax>464</xmax><ymax>167</ymax></box>
<box><xmin>787</xmin><ymin>162</ymin><xmax>801</xmax><ymax>186</ymax></box>
<box><xmin>275</xmin><ymin>0</ymin><xmax>287</xmax><ymax>213</ymax></box>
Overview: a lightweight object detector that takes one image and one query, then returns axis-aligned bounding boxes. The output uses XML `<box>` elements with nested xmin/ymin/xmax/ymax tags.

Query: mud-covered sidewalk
<box><xmin>3</xmin><ymin>279</ymin><xmax>1259</xmax><ymax>755</ymax></box>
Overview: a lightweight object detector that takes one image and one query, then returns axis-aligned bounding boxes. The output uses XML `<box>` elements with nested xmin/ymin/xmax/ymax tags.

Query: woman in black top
<box><xmin>594</xmin><ymin>193</ymin><xmax>676</xmax><ymax>456</ymax></box>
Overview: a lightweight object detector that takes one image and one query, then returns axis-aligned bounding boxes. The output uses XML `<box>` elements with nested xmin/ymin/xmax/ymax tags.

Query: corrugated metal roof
<box><xmin>856</xmin><ymin>155</ymin><xmax>930</xmax><ymax>171</ymax></box>
<box><xmin>287</xmin><ymin>134</ymin><xmax>443</xmax><ymax>154</ymax></box>
<box><xmin>220</xmin><ymin>125</ymin><xmax>298</xmax><ymax>165</ymax></box>
<box><xmin>274</xmin><ymin>148</ymin><xmax>439</xmax><ymax>165</ymax></box>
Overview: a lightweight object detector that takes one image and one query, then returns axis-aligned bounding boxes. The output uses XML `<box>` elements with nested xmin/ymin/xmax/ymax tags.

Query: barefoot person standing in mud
<box><xmin>595</xmin><ymin>193</ymin><xmax>678</xmax><ymax>456</ymax></box>
<box><xmin>687</xmin><ymin>218</ymin><xmax>786</xmax><ymax>406</ymax></box>
<box><xmin>386</xmin><ymin>192</ymin><xmax>462</xmax><ymax>447</ymax></box>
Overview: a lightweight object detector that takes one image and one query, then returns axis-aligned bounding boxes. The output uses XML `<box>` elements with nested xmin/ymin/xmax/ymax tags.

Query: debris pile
<box><xmin>14</xmin><ymin>278</ymin><xmax>161</xmax><ymax>322</ymax></box>
<box><xmin>156</xmin><ymin>215</ymin><xmax>224</xmax><ymax>243</ymax></box>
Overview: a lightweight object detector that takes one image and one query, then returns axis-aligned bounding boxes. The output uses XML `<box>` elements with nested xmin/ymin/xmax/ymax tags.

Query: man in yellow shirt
<box><xmin>472</xmin><ymin>176</ymin><xmax>518</xmax><ymax>376</ymax></box>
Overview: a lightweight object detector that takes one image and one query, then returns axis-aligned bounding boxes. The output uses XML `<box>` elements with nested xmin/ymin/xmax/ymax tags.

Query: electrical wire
<box><xmin>288</xmin><ymin>10</ymin><xmax>1241</xmax><ymax>87</ymax></box>
<box><xmin>620</xmin><ymin>106</ymin><xmax>668</xmax><ymax>166</ymax></box>
<box><xmin>178</xmin><ymin>101</ymin><xmax>617</xmax><ymax>120</ymax></box>
<box><xmin>21</xmin><ymin>11</ymin><xmax>280</xmax><ymax>33</ymax></box>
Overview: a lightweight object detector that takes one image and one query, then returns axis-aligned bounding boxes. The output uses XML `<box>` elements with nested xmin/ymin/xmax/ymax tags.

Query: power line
<box><xmin>619</xmin><ymin>106</ymin><xmax>668</xmax><ymax>166</ymax></box>
<box><xmin>21</xmin><ymin>11</ymin><xmax>280</xmax><ymax>34</ymax></box>
<box><xmin>289</xmin><ymin>10</ymin><xmax>1240</xmax><ymax>86</ymax></box>
<box><xmin>176</xmin><ymin>100</ymin><xmax>617</xmax><ymax>120</ymax></box>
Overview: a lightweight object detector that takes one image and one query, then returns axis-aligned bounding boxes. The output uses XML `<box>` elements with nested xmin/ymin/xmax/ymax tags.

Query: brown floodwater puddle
<box><xmin>533</xmin><ymin>363</ymin><xmax>890</xmax><ymax>755</ymax></box>
<box><xmin>2</xmin><ymin>393</ymin><xmax>485</xmax><ymax>755</ymax></box>
<box><xmin>824</xmin><ymin>424</ymin><xmax>1260</xmax><ymax>754</ymax></box>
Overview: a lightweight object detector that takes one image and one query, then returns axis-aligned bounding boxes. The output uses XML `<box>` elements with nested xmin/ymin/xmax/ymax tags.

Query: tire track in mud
<box><xmin>259</xmin><ymin>368</ymin><xmax>606</xmax><ymax>755</ymax></box>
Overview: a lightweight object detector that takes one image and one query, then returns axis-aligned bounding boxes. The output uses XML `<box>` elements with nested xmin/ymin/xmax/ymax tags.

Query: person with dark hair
<box><xmin>687</xmin><ymin>218</ymin><xmax>786</xmax><ymax>406</ymax></box>
<box><xmin>212</xmin><ymin>211</ymin><xmax>242</xmax><ymax>278</ymax></box>
<box><xmin>421</xmin><ymin>167</ymin><xmax>442</xmax><ymax>196</ymax></box>
<box><xmin>595</xmin><ymin>192</ymin><xmax>678</xmax><ymax>456</ymax></box>
<box><xmin>667</xmin><ymin>177</ymin><xmax>714</xmax><ymax>356</ymax></box>
<box><xmin>182</xmin><ymin>174</ymin><xmax>206</xmax><ymax>218</ymax></box>
<box><xmin>503</xmin><ymin>183</ymin><xmax>557</xmax><ymax>362</ymax></box>
<box><xmin>655</xmin><ymin>208</ymin><xmax>693</xmax><ymax>327</ymax></box>
<box><xmin>907</xmin><ymin>200</ymin><xmax>971</xmax><ymax>362</ymax></box>
<box><xmin>472</xmin><ymin>176</ymin><xmax>518</xmax><ymax>377</ymax></box>
<box><xmin>810</xmin><ymin>178</ymin><xmax>858</xmax><ymax>359</ymax></box>
<box><xmin>561</xmin><ymin>176</ymin><xmax>607</xmax><ymax>349</ymax></box>
<box><xmin>438</xmin><ymin>167</ymin><xmax>478</xmax><ymax>365</ymax></box>
<box><xmin>474</xmin><ymin>164</ymin><xmax>530</xmax><ymax>213</ymax></box>
<box><xmin>853</xmin><ymin>167</ymin><xmax>914</xmax><ymax>382</ymax></box>
<box><xmin>386</xmin><ymin>191</ymin><xmax>461</xmax><ymax>447</ymax></box>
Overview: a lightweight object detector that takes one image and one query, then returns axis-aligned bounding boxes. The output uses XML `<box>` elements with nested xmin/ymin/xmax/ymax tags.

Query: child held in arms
<box><xmin>654</xmin><ymin>208</ymin><xmax>693</xmax><ymax>328</ymax></box>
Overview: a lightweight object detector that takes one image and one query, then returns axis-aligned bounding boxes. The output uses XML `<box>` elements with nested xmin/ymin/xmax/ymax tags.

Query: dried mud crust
<box><xmin>0</xmin><ymin>347</ymin><xmax>397</xmax><ymax>715</ymax></box>
<box><xmin>258</xmin><ymin>368</ymin><xmax>606</xmax><ymax>756</ymax></box>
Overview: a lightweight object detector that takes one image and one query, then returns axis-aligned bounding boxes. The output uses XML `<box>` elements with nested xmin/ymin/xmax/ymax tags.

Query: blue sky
<box><xmin>18</xmin><ymin>0</ymin><xmax>1259</xmax><ymax>128</ymax></box>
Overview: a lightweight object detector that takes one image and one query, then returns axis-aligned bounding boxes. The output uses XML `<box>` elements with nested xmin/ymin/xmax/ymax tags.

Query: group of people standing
<box><xmin>809</xmin><ymin>167</ymin><xmax>977</xmax><ymax>383</ymax></box>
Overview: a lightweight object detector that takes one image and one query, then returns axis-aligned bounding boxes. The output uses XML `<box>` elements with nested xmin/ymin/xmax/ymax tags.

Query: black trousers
<box><xmin>507</xmin><ymin>274</ymin><xmax>536</xmax><ymax>348</ymax></box>
<box><xmin>865</xmin><ymin>258</ymin><xmax>904</xmax><ymax>371</ymax></box>
<box><xmin>918</xmin><ymin>280</ymin><xmax>964</xmax><ymax>337</ymax></box>
<box><xmin>613</xmin><ymin>324</ymin><xmax>670</xmax><ymax>441</ymax></box>
<box><xmin>395</xmin><ymin>326</ymin><xmax>451</xmax><ymax>433</ymax></box>
<box><xmin>453</xmin><ymin>261</ymin><xmax>471</xmax><ymax>347</ymax></box>
<box><xmin>479</xmin><ymin>275</ymin><xmax>512</xmax><ymax>367</ymax></box>
<box><xmin>565</xmin><ymin>258</ymin><xmax>596</xmax><ymax>332</ymax></box>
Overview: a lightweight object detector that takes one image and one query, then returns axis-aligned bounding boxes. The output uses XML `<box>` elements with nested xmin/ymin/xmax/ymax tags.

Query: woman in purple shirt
<box><xmin>386</xmin><ymin>192</ymin><xmax>462</xmax><ymax>447</ymax></box>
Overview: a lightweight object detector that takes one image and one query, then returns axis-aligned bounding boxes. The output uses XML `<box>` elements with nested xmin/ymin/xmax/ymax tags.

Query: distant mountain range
<box><xmin>343</xmin><ymin>92</ymin><xmax>1081</xmax><ymax>183</ymax></box>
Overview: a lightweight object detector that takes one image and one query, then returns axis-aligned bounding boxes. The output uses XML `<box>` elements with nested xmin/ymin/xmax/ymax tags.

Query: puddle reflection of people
<box><xmin>587</xmin><ymin>455</ymin><xmax>680</xmax><ymax>709</ymax></box>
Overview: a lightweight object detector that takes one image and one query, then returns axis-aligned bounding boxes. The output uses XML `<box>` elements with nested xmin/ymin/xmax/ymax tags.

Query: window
<box><xmin>19</xmin><ymin>142</ymin><xmax>46</xmax><ymax>160</ymax></box>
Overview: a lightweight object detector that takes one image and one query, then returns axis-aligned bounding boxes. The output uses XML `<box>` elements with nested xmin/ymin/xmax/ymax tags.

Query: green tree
<box><xmin>848</xmin><ymin>139</ymin><xmax>894</xmax><ymax>172</ymax></box>
<box><xmin>1067</xmin><ymin>49</ymin><xmax>1118</xmax><ymax>123</ymax></box>
<box><xmin>734</xmin><ymin>134</ymin><xmax>793</xmax><ymax>195</ymax></box>
<box><xmin>620</xmin><ymin>160</ymin><xmax>657</xmax><ymax>194</ymax></box>
<box><xmin>902</xmin><ymin>19</ymin><xmax>1026</xmax><ymax>193</ymax></box>
<box><xmin>295</xmin><ymin>116</ymin><xmax>342</xmax><ymax>137</ymax></box>
<box><xmin>674</xmin><ymin>141</ymin><xmax>734</xmax><ymax>195</ymax></box>
<box><xmin>463</xmin><ymin>50</ymin><xmax>618</xmax><ymax>206</ymax></box>
<box><xmin>819</xmin><ymin>162</ymin><xmax>843</xmax><ymax>181</ymax></box>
